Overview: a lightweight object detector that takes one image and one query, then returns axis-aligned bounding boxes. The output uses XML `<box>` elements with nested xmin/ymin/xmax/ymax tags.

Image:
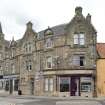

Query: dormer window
<box><xmin>74</xmin><ymin>33</ymin><xmax>85</xmax><ymax>45</ymax></box>
<box><xmin>44</xmin><ymin>27</ymin><xmax>53</xmax><ymax>36</ymax></box>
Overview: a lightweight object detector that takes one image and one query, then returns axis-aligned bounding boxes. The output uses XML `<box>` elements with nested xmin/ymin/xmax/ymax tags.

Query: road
<box><xmin>0</xmin><ymin>95</ymin><xmax>105</xmax><ymax>105</ymax></box>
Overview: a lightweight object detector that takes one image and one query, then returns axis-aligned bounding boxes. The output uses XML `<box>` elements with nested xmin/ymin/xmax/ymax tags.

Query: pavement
<box><xmin>0</xmin><ymin>95</ymin><xmax>105</xmax><ymax>105</ymax></box>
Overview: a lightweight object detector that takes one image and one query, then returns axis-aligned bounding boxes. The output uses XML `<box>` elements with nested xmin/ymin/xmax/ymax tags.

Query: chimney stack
<box><xmin>86</xmin><ymin>13</ymin><xmax>91</xmax><ymax>23</ymax></box>
<box><xmin>75</xmin><ymin>6</ymin><xmax>82</xmax><ymax>15</ymax></box>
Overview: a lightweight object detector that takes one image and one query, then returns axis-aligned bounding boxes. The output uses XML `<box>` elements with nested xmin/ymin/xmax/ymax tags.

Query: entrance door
<box><xmin>10</xmin><ymin>79</ymin><xmax>13</xmax><ymax>94</ymax></box>
<box><xmin>70</xmin><ymin>77</ymin><xmax>80</xmax><ymax>96</ymax></box>
<box><xmin>30</xmin><ymin>78</ymin><xmax>34</xmax><ymax>95</ymax></box>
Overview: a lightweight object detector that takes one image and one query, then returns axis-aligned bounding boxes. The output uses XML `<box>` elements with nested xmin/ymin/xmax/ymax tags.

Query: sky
<box><xmin>0</xmin><ymin>0</ymin><xmax>105</xmax><ymax>42</ymax></box>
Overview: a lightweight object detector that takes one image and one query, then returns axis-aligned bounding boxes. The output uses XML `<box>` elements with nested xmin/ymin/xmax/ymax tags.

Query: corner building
<box><xmin>0</xmin><ymin>7</ymin><xmax>97</xmax><ymax>97</ymax></box>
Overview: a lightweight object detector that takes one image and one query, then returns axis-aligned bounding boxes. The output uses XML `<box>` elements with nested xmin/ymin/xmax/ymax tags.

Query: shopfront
<box><xmin>59</xmin><ymin>75</ymin><xmax>93</xmax><ymax>97</ymax></box>
<box><xmin>3</xmin><ymin>75</ymin><xmax>19</xmax><ymax>94</ymax></box>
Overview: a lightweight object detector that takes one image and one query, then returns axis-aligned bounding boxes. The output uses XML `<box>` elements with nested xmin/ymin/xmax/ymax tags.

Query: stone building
<box><xmin>0</xmin><ymin>7</ymin><xmax>97</xmax><ymax>97</ymax></box>
<box><xmin>34</xmin><ymin>7</ymin><xmax>97</xmax><ymax>97</ymax></box>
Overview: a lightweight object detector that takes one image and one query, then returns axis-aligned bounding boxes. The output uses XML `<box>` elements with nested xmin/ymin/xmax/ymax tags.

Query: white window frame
<box><xmin>74</xmin><ymin>34</ymin><xmax>79</xmax><ymax>44</ymax></box>
<box><xmin>46</xmin><ymin>56</ymin><xmax>52</xmax><ymax>69</ymax></box>
<box><xmin>79</xmin><ymin>33</ymin><xmax>85</xmax><ymax>45</ymax></box>
<box><xmin>74</xmin><ymin>33</ymin><xmax>85</xmax><ymax>45</ymax></box>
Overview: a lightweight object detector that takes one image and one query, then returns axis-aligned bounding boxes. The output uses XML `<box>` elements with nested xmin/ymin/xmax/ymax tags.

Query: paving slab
<box><xmin>56</xmin><ymin>100</ymin><xmax>102</xmax><ymax>105</ymax></box>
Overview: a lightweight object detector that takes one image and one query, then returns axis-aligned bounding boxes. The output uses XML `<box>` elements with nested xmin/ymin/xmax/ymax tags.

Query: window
<box><xmin>29</xmin><ymin>60</ymin><xmax>32</xmax><ymax>70</ymax></box>
<box><xmin>80</xmin><ymin>56</ymin><xmax>85</xmax><ymax>66</ymax></box>
<box><xmin>60</xmin><ymin>77</ymin><xmax>70</xmax><ymax>92</ymax></box>
<box><xmin>46</xmin><ymin>56</ymin><xmax>52</xmax><ymax>69</ymax></box>
<box><xmin>26</xmin><ymin>60</ymin><xmax>32</xmax><ymax>71</ymax></box>
<box><xmin>74</xmin><ymin>33</ymin><xmax>85</xmax><ymax>45</ymax></box>
<box><xmin>24</xmin><ymin>42</ymin><xmax>32</xmax><ymax>53</ymax></box>
<box><xmin>5</xmin><ymin>80</ymin><xmax>9</xmax><ymax>91</ymax></box>
<box><xmin>80</xmin><ymin>34</ymin><xmax>85</xmax><ymax>45</ymax></box>
<box><xmin>81</xmin><ymin>82</ymin><xmax>91</xmax><ymax>92</ymax></box>
<box><xmin>44</xmin><ymin>78</ymin><xmax>53</xmax><ymax>92</ymax></box>
<box><xmin>45</xmin><ymin>78</ymin><xmax>48</xmax><ymax>91</ymax></box>
<box><xmin>11</xmin><ymin>49</ymin><xmax>15</xmax><ymax>57</ymax></box>
<box><xmin>0</xmin><ymin>53</ymin><xmax>2</xmax><ymax>60</ymax></box>
<box><xmin>73</xmin><ymin>55</ymin><xmax>85</xmax><ymax>66</ymax></box>
<box><xmin>14</xmin><ymin>79</ymin><xmax>19</xmax><ymax>91</ymax></box>
<box><xmin>49</xmin><ymin>78</ymin><xmax>53</xmax><ymax>91</ymax></box>
<box><xmin>45</xmin><ymin>38</ymin><xmax>52</xmax><ymax>48</ymax></box>
<box><xmin>74</xmin><ymin>34</ymin><xmax>79</xmax><ymax>44</ymax></box>
<box><xmin>0</xmin><ymin>81</ymin><xmax>3</xmax><ymax>89</ymax></box>
<box><xmin>5</xmin><ymin>63</ymin><xmax>8</xmax><ymax>72</ymax></box>
<box><xmin>11</xmin><ymin>64</ymin><xmax>15</xmax><ymax>74</ymax></box>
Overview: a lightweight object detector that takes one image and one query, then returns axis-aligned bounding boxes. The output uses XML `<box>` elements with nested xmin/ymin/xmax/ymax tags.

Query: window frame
<box><xmin>45</xmin><ymin>38</ymin><xmax>53</xmax><ymax>48</ymax></box>
<box><xmin>73</xmin><ymin>55</ymin><xmax>85</xmax><ymax>67</ymax></box>
<box><xmin>73</xmin><ymin>33</ymin><xmax>85</xmax><ymax>46</ymax></box>
<box><xmin>46</xmin><ymin>56</ymin><xmax>52</xmax><ymax>69</ymax></box>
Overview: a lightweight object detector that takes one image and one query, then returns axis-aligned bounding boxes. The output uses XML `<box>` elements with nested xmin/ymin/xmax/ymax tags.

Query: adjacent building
<box><xmin>0</xmin><ymin>7</ymin><xmax>97</xmax><ymax>97</ymax></box>
<box><xmin>97</xmin><ymin>43</ymin><xmax>105</xmax><ymax>97</ymax></box>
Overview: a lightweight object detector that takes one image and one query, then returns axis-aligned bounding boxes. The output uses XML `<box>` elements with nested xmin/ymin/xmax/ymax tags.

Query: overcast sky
<box><xmin>0</xmin><ymin>0</ymin><xmax>105</xmax><ymax>42</ymax></box>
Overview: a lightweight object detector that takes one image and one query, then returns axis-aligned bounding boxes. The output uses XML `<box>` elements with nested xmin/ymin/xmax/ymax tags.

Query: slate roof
<box><xmin>4</xmin><ymin>40</ymin><xmax>10</xmax><ymax>48</ymax></box>
<box><xmin>38</xmin><ymin>24</ymin><xmax>66</xmax><ymax>39</ymax></box>
<box><xmin>97</xmin><ymin>43</ymin><xmax>105</xmax><ymax>58</ymax></box>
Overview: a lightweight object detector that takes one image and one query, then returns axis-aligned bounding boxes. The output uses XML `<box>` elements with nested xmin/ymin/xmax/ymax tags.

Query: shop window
<box><xmin>60</xmin><ymin>77</ymin><xmax>70</xmax><ymax>92</ymax></box>
<box><xmin>81</xmin><ymin>82</ymin><xmax>91</xmax><ymax>92</ymax></box>
<box><xmin>44</xmin><ymin>78</ymin><xmax>53</xmax><ymax>92</ymax></box>
<box><xmin>14</xmin><ymin>79</ymin><xmax>19</xmax><ymax>91</ymax></box>
<box><xmin>0</xmin><ymin>81</ymin><xmax>3</xmax><ymax>89</ymax></box>
<box><xmin>5</xmin><ymin>80</ymin><xmax>9</xmax><ymax>91</ymax></box>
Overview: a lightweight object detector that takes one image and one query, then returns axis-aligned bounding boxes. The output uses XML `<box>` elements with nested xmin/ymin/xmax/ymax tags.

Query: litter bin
<box><xmin>18</xmin><ymin>90</ymin><xmax>22</xmax><ymax>95</ymax></box>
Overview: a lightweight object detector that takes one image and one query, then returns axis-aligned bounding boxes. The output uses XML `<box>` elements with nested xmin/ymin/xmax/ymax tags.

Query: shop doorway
<box><xmin>70</xmin><ymin>77</ymin><xmax>80</xmax><ymax>96</ymax></box>
<box><xmin>10</xmin><ymin>79</ymin><xmax>13</xmax><ymax>94</ymax></box>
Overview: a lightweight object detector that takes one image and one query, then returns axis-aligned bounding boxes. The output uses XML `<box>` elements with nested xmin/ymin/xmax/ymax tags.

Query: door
<box><xmin>10</xmin><ymin>79</ymin><xmax>13</xmax><ymax>94</ymax></box>
<box><xmin>30</xmin><ymin>78</ymin><xmax>34</xmax><ymax>95</ymax></box>
<box><xmin>70</xmin><ymin>77</ymin><xmax>80</xmax><ymax>96</ymax></box>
